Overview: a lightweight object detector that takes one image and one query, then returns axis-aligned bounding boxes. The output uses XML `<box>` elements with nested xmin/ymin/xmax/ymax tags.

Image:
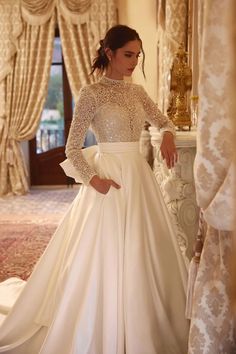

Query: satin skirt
<box><xmin>0</xmin><ymin>142</ymin><xmax>189</xmax><ymax>354</ymax></box>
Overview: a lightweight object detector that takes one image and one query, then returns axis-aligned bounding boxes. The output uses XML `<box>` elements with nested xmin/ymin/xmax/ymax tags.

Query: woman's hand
<box><xmin>89</xmin><ymin>175</ymin><xmax>121</xmax><ymax>194</ymax></box>
<box><xmin>160</xmin><ymin>131</ymin><xmax>178</xmax><ymax>169</ymax></box>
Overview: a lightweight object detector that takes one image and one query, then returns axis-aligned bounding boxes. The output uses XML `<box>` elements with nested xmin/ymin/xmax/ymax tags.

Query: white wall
<box><xmin>118</xmin><ymin>0</ymin><xmax>158</xmax><ymax>101</ymax></box>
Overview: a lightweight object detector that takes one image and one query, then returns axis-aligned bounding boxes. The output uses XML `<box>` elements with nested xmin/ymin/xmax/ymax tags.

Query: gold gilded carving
<box><xmin>167</xmin><ymin>44</ymin><xmax>192</xmax><ymax>130</ymax></box>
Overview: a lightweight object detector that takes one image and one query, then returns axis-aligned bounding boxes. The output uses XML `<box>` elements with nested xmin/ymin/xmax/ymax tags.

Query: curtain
<box><xmin>20</xmin><ymin>0</ymin><xmax>94</xmax><ymax>25</ymax></box>
<box><xmin>57</xmin><ymin>0</ymin><xmax>117</xmax><ymax>99</ymax></box>
<box><xmin>0</xmin><ymin>1</ymin><xmax>22</xmax><ymax>81</ymax></box>
<box><xmin>188</xmin><ymin>0</ymin><xmax>236</xmax><ymax>352</ymax></box>
<box><xmin>157</xmin><ymin>0</ymin><xmax>188</xmax><ymax>113</ymax></box>
<box><xmin>0</xmin><ymin>0</ymin><xmax>117</xmax><ymax>196</ymax></box>
<box><xmin>188</xmin><ymin>226</ymin><xmax>235</xmax><ymax>353</ymax></box>
<box><xmin>22</xmin><ymin>0</ymin><xmax>117</xmax><ymax>98</ymax></box>
<box><xmin>0</xmin><ymin>13</ymin><xmax>55</xmax><ymax>195</ymax></box>
<box><xmin>231</xmin><ymin>0</ymin><xmax>236</xmax><ymax>312</ymax></box>
<box><xmin>0</xmin><ymin>0</ymin><xmax>22</xmax><ymax>152</ymax></box>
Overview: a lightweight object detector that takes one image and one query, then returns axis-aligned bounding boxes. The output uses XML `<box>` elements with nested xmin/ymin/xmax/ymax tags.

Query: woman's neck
<box><xmin>105</xmin><ymin>69</ymin><xmax>124</xmax><ymax>81</ymax></box>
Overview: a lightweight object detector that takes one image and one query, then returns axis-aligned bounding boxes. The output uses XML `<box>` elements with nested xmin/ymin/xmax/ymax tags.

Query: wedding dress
<box><xmin>0</xmin><ymin>76</ymin><xmax>189</xmax><ymax>354</ymax></box>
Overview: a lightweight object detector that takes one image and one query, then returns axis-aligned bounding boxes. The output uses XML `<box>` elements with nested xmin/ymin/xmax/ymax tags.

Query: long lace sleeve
<box><xmin>65</xmin><ymin>86</ymin><xmax>97</xmax><ymax>185</ymax></box>
<box><xmin>138</xmin><ymin>86</ymin><xmax>176</xmax><ymax>136</ymax></box>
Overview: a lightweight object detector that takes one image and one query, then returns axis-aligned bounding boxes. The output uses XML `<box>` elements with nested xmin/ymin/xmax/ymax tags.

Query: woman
<box><xmin>0</xmin><ymin>25</ymin><xmax>189</xmax><ymax>354</ymax></box>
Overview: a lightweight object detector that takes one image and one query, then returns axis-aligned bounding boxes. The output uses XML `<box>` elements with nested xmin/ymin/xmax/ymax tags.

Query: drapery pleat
<box><xmin>188</xmin><ymin>226</ymin><xmax>236</xmax><ymax>353</ymax></box>
<box><xmin>0</xmin><ymin>1</ymin><xmax>22</xmax><ymax>82</ymax></box>
<box><xmin>187</xmin><ymin>1</ymin><xmax>236</xmax><ymax>353</ymax></box>
<box><xmin>230</xmin><ymin>0</ymin><xmax>236</xmax><ymax>313</ymax></box>
<box><xmin>21</xmin><ymin>0</ymin><xmax>56</xmax><ymax>25</ymax></box>
<box><xmin>0</xmin><ymin>1</ymin><xmax>22</xmax><ymax>138</ymax></box>
<box><xmin>21</xmin><ymin>0</ymin><xmax>92</xmax><ymax>25</ymax></box>
<box><xmin>57</xmin><ymin>11</ymin><xmax>96</xmax><ymax>98</ymax></box>
<box><xmin>58</xmin><ymin>0</ymin><xmax>92</xmax><ymax>25</ymax></box>
<box><xmin>0</xmin><ymin>13</ymin><xmax>55</xmax><ymax>196</ymax></box>
<box><xmin>0</xmin><ymin>0</ymin><xmax>117</xmax><ymax>196</ymax></box>
<box><xmin>57</xmin><ymin>0</ymin><xmax>117</xmax><ymax>98</ymax></box>
<box><xmin>193</xmin><ymin>0</ymin><xmax>234</xmax><ymax>232</ymax></box>
<box><xmin>157</xmin><ymin>0</ymin><xmax>188</xmax><ymax>113</ymax></box>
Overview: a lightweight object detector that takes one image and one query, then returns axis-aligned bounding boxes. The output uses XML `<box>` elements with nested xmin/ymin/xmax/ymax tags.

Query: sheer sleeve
<box><xmin>138</xmin><ymin>86</ymin><xmax>176</xmax><ymax>136</ymax></box>
<box><xmin>65</xmin><ymin>86</ymin><xmax>97</xmax><ymax>185</ymax></box>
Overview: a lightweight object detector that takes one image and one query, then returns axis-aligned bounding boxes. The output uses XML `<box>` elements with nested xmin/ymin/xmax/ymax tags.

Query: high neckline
<box><xmin>100</xmin><ymin>76</ymin><xmax>126</xmax><ymax>86</ymax></box>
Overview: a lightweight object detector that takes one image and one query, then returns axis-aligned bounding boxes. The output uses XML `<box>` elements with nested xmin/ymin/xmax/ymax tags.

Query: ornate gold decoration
<box><xmin>167</xmin><ymin>44</ymin><xmax>192</xmax><ymax>130</ymax></box>
<box><xmin>190</xmin><ymin>95</ymin><xmax>199</xmax><ymax>127</ymax></box>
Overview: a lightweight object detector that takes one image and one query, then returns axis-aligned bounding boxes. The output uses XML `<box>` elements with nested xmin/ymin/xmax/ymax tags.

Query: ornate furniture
<box><xmin>141</xmin><ymin>127</ymin><xmax>198</xmax><ymax>260</ymax></box>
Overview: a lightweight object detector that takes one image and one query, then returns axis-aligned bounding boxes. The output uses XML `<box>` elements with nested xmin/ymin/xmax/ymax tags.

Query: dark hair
<box><xmin>91</xmin><ymin>25</ymin><xmax>145</xmax><ymax>77</ymax></box>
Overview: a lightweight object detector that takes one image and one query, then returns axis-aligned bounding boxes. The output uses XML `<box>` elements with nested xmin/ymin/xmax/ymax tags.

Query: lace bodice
<box><xmin>65</xmin><ymin>76</ymin><xmax>176</xmax><ymax>185</ymax></box>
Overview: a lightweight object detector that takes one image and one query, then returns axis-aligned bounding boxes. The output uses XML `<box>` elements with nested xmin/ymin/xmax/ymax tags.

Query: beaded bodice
<box><xmin>65</xmin><ymin>76</ymin><xmax>175</xmax><ymax>185</ymax></box>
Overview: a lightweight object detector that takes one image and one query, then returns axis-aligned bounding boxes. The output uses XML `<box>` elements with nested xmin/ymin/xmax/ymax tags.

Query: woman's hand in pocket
<box><xmin>89</xmin><ymin>175</ymin><xmax>121</xmax><ymax>194</ymax></box>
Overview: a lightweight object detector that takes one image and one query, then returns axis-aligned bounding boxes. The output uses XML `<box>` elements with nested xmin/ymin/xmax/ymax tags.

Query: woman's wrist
<box><xmin>89</xmin><ymin>175</ymin><xmax>100</xmax><ymax>186</ymax></box>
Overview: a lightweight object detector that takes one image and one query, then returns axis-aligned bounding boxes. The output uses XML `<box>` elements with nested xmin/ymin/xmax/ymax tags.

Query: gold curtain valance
<box><xmin>21</xmin><ymin>0</ymin><xmax>92</xmax><ymax>25</ymax></box>
<box><xmin>21</xmin><ymin>0</ymin><xmax>56</xmax><ymax>25</ymax></box>
<box><xmin>58</xmin><ymin>0</ymin><xmax>92</xmax><ymax>24</ymax></box>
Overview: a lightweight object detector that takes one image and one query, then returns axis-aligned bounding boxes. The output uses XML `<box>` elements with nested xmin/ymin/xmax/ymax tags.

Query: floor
<box><xmin>0</xmin><ymin>186</ymin><xmax>80</xmax><ymax>280</ymax></box>
<box><xmin>0</xmin><ymin>186</ymin><xmax>80</xmax><ymax>225</ymax></box>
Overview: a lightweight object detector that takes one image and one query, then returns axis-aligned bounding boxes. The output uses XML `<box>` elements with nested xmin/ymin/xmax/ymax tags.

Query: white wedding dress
<box><xmin>0</xmin><ymin>76</ymin><xmax>189</xmax><ymax>354</ymax></box>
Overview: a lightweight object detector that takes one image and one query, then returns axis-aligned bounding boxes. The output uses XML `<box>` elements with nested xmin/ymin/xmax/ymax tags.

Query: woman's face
<box><xmin>106</xmin><ymin>39</ymin><xmax>141</xmax><ymax>79</ymax></box>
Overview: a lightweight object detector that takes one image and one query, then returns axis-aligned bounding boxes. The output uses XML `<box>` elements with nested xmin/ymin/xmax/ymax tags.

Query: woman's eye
<box><xmin>125</xmin><ymin>54</ymin><xmax>132</xmax><ymax>58</ymax></box>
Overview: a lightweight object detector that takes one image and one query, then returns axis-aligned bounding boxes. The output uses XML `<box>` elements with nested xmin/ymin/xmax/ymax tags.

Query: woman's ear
<box><xmin>104</xmin><ymin>48</ymin><xmax>112</xmax><ymax>61</ymax></box>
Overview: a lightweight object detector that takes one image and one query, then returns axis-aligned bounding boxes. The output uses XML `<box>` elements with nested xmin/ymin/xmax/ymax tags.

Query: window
<box><xmin>35</xmin><ymin>29</ymin><xmax>96</xmax><ymax>154</ymax></box>
<box><xmin>36</xmin><ymin>35</ymin><xmax>65</xmax><ymax>153</ymax></box>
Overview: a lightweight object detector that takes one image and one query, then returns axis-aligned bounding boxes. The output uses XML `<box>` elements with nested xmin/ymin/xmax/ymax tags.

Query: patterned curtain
<box><xmin>0</xmin><ymin>0</ymin><xmax>117</xmax><ymax>196</ymax></box>
<box><xmin>21</xmin><ymin>0</ymin><xmax>56</xmax><ymax>25</ymax></box>
<box><xmin>231</xmin><ymin>0</ymin><xmax>236</xmax><ymax>312</ymax></box>
<box><xmin>58</xmin><ymin>0</ymin><xmax>117</xmax><ymax>99</ymax></box>
<box><xmin>157</xmin><ymin>0</ymin><xmax>188</xmax><ymax>113</ymax></box>
<box><xmin>0</xmin><ymin>1</ymin><xmax>22</xmax><ymax>148</ymax></box>
<box><xmin>0</xmin><ymin>13</ymin><xmax>56</xmax><ymax>196</ymax></box>
<box><xmin>188</xmin><ymin>0</ymin><xmax>236</xmax><ymax>352</ymax></box>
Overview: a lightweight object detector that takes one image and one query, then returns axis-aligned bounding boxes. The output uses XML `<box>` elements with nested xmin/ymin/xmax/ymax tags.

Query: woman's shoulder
<box><xmin>129</xmin><ymin>83</ymin><xmax>147</xmax><ymax>98</ymax></box>
<box><xmin>79</xmin><ymin>81</ymin><xmax>145</xmax><ymax>97</ymax></box>
<box><xmin>130</xmin><ymin>82</ymin><xmax>143</xmax><ymax>90</ymax></box>
<box><xmin>78</xmin><ymin>83</ymin><xmax>99</xmax><ymax>100</ymax></box>
<box><xmin>80</xmin><ymin>81</ymin><xmax>103</xmax><ymax>97</ymax></box>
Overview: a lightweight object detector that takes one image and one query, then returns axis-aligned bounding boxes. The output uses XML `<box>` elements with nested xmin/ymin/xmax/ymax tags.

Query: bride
<box><xmin>0</xmin><ymin>24</ymin><xmax>189</xmax><ymax>354</ymax></box>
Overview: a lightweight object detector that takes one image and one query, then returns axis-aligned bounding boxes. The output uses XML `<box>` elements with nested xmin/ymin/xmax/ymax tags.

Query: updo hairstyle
<box><xmin>91</xmin><ymin>24</ymin><xmax>145</xmax><ymax>76</ymax></box>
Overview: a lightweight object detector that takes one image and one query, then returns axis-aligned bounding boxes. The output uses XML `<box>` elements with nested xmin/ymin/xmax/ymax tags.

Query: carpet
<box><xmin>0</xmin><ymin>223</ymin><xmax>57</xmax><ymax>282</ymax></box>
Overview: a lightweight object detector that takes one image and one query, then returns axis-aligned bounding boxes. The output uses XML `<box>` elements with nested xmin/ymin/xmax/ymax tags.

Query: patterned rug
<box><xmin>0</xmin><ymin>188</ymin><xmax>79</xmax><ymax>224</ymax></box>
<box><xmin>0</xmin><ymin>223</ymin><xmax>57</xmax><ymax>282</ymax></box>
<box><xmin>0</xmin><ymin>187</ymin><xmax>79</xmax><ymax>282</ymax></box>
